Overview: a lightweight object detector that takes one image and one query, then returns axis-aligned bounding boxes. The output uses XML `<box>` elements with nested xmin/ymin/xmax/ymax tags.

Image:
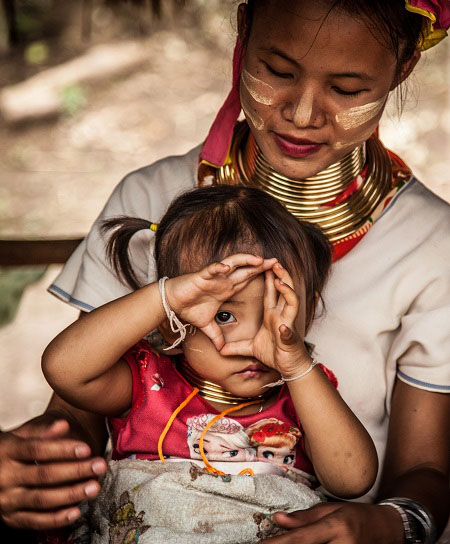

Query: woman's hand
<box><xmin>0</xmin><ymin>416</ymin><xmax>107</xmax><ymax>530</ymax></box>
<box><xmin>165</xmin><ymin>254</ymin><xmax>277</xmax><ymax>350</ymax></box>
<box><xmin>259</xmin><ymin>502</ymin><xmax>404</xmax><ymax>543</ymax></box>
<box><xmin>220</xmin><ymin>263</ymin><xmax>311</xmax><ymax>376</ymax></box>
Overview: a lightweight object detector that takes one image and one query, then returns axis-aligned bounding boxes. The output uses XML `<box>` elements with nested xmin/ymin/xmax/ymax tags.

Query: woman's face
<box><xmin>239</xmin><ymin>0</ymin><xmax>405</xmax><ymax>179</ymax></box>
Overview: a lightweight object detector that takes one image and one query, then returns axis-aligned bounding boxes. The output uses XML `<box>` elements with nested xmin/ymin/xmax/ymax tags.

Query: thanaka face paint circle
<box><xmin>239</xmin><ymin>0</ymin><xmax>398</xmax><ymax>179</ymax></box>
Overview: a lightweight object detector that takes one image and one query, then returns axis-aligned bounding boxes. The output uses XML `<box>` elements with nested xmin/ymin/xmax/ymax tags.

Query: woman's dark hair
<box><xmin>245</xmin><ymin>0</ymin><xmax>424</xmax><ymax>83</ymax></box>
<box><xmin>102</xmin><ymin>185</ymin><xmax>332</xmax><ymax>329</ymax></box>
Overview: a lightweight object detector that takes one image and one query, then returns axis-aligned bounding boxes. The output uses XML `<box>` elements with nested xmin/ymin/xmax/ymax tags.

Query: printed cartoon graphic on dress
<box><xmin>246</xmin><ymin>418</ymin><xmax>301</xmax><ymax>467</ymax></box>
<box><xmin>187</xmin><ymin>414</ymin><xmax>256</xmax><ymax>461</ymax></box>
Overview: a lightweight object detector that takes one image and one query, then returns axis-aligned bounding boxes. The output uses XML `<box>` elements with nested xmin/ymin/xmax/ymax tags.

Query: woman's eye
<box><xmin>215</xmin><ymin>311</ymin><xmax>236</xmax><ymax>324</ymax></box>
<box><xmin>265</xmin><ymin>63</ymin><xmax>293</xmax><ymax>79</ymax></box>
<box><xmin>333</xmin><ymin>86</ymin><xmax>364</xmax><ymax>97</ymax></box>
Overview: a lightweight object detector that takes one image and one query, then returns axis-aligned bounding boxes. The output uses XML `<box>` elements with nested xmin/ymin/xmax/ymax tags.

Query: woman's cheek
<box><xmin>240</xmin><ymin>85</ymin><xmax>266</xmax><ymax>131</ymax></box>
<box><xmin>239</xmin><ymin>69</ymin><xmax>279</xmax><ymax>132</ymax></box>
<box><xmin>332</xmin><ymin>95</ymin><xmax>388</xmax><ymax>151</ymax></box>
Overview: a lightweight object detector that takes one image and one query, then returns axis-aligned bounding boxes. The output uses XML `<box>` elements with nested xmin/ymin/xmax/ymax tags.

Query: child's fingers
<box><xmin>264</xmin><ymin>270</ymin><xmax>277</xmax><ymax>310</ymax></box>
<box><xmin>221</xmin><ymin>255</ymin><xmax>277</xmax><ymax>277</ymax></box>
<box><xmin>220</xmin><ymin>339</ymin><xmax>254</xmax><ymax>357</ymax></box>
<box><xmin>273</xmin><ymin>262</ymin><xmax>294</xmax><ymax>288</ymax></box>
<box><xmin>203</xmin><ymin>261</ymin><xmax>230</xmax><ymax>279</ymax></box>
<box><xmin>226</xmin><ymin>261</ymin><xmax>277</xmax><ymax>291</ymax></box>
<box><xmin>220</xmin><ymin>253</ymin><xmax>264</xmax><ymax>271</ymax></box>
<box><xmin>200</xmin><ymin>322</ymin><xmax>225</xmax><ymax>351</ymax></box>
<box><xmin>279</xmin><ymin>324</ymin><xmax>297</xmax><ymax>346</ymax></box>
<box><xmin>275</xmin><ymin>278</ymin><xmax>299</xmax><ymax>323</ymax></box>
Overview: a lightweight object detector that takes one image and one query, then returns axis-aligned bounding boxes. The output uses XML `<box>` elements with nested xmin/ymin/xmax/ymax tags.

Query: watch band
<box><xmin>378</xmin><ymin>498</ymin><xmax>437</xmax><ymax>544</ymax></box>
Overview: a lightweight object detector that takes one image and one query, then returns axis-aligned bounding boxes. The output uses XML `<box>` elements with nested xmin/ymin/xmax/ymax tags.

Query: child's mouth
<box><xmin>235</xmin><ymin>362</ymin><xmax>268</xmax><ymax>377</ymax></box>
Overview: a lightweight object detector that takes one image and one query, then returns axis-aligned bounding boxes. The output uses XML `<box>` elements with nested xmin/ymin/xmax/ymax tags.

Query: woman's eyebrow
<box><xmin>330</xmin><ymin>71</ymin><xmax>375</xmax><ymax>81</ymax></box>
<box><xmin>258</xmin><ymin>46</ymin><xmax>298</xmax><ymax>65</ymax></box>
<box><xmin>258</xmin><ymin>46</ymin><xmax>375</xmax><ymax>81</ymax></box>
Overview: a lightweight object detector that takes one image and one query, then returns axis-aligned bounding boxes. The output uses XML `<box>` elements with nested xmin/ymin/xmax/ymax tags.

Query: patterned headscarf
<box><xmin>405</xmin><ymin>0</ymin><xmax>449</xmax><ymax>50</ymax></box>
<box><xmin>200</xmin><ymin>1</ymin><xmax>449</xmax><ymax>167</ymax></box>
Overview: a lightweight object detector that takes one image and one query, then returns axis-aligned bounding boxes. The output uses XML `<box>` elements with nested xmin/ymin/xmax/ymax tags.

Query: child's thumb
<box><xmin>279</xmin><ymin>324</ymin><xmax>295</xmax><ymax>345</ymax></box>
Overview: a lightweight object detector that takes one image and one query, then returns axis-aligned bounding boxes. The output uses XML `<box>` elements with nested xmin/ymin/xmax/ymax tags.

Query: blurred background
<box><xmin>0</xmin><ymin>0</ymin><xmax>449</xmax><ymax>430</ymax></box>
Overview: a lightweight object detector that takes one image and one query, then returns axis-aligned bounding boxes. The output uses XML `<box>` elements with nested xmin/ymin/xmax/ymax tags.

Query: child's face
<box><xmin>182</xmin><ymin>274</ymin><xmax>307</xmax><ymax>397</ymax></box>
<box><xmin>238</xmin><ymin>0</ymin><xmax>409</xmax><ymax>179</ymax></box>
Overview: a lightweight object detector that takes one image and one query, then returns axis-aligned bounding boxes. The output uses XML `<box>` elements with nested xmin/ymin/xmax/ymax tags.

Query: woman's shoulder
<box><xmin>375</xmin><ymin>177</ymin><xmax>450</xmax><ymax>252</ymax></box>
<box><xmin>103</xmin><ymin>144</ymin><xmax>202</xmax><ymax>220</ymax></box>
<box><xmin>382</xmin><ymin>177</ymin><xmax>449</xmax><ymax>223</ymax></box>
<box><xmin>119</xmin><ymin>144</ymin><xmax>202</xmax><ymax>193</ymax></box>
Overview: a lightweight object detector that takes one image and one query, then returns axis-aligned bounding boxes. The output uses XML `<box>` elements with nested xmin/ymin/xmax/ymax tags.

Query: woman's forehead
<box><xmin>249</xmin><ymin>0</ymin><xmax>397</xmax><ymax>76</ymax></box>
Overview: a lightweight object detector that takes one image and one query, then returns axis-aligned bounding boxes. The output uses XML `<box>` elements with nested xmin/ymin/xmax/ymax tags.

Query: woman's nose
<box><xmin>291</xmin><ymin>89</ymin><xmax>323</xmax><ymax>129</ymax></box>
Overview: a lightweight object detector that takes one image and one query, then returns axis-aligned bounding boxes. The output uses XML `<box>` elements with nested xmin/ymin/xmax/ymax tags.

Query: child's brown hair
<box><xmin>102</xmin><ymin>185</ymin><xmax>331</xmax><ymax>329</ymax></box>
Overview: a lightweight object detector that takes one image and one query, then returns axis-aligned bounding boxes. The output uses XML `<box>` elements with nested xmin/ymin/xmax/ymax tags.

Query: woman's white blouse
<box><xmin>48</xmin><ymin>146</ymin><xmax>450</xmax><ymax>501</ymax></box>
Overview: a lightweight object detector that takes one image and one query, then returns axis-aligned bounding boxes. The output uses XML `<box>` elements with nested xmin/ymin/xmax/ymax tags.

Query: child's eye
<box><xmin>215</xmin><ymin>311</ymin><xmax>236</xmax><ymax>325</ymax></box>
<box><xmin>332</xmin><ymin>86</ymin><xmax>364</xmax><ymax>97</ymax></box>
<box><xmin>265</xmin><ymin>63</ymin><xmax>293</xmax><ymax>79</ymax></box>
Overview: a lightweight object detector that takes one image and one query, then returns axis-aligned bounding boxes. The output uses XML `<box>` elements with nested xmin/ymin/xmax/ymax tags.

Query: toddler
<box><xmin>42</xmin><ymin>185</ymin><xmax>377</xmax><ymax>543</ymax></box>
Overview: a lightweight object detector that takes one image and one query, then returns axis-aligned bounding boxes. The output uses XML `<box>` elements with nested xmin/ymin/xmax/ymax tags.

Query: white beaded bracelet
<box><xmin>263</xmin><ymin>359</ymin><xmax>318</xmax><ymax>388</ymax></box>
<box><xmin>158</xmin><ymin>277</ymin><xmax>190</xmax><ymax>350</ymax></box>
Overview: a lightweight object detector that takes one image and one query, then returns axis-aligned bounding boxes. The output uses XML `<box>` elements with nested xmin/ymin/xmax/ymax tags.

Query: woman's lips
<box><xmin>274</xmin><ymin>132</ymin><xmax>324</xmax><ymax>157</ymax></box>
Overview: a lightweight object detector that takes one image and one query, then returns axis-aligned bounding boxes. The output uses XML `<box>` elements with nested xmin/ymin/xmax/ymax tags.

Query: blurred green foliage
<box><xmin>60</xmin><ymin>84</ymin><xmax>87</xmax><ymax>116</ymax></box>
<box><xmin>0</xmin><ymin>266</ymin><xmax>47</xmax><ymax>327</ymax></box>
<box><xmin>24</xmin><ymin>40</ymin><xmax>49</xmax><ymax>64</ymax></box>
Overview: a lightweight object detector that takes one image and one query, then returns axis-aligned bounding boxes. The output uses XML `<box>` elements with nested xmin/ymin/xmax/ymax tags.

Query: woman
<box><xmin>0</xmin><ymin>1</ymin><xmax>448</xmax><ymax>542</ymax></box>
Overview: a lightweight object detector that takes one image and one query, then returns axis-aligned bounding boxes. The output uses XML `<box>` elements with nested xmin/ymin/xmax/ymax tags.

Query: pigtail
<box><xmin>101</xmin><ymin>216</ymin><xmax>152</xmax><ymax>290</ymax></box>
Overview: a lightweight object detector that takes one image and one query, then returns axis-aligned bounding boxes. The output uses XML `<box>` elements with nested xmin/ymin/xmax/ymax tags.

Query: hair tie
<box><xmin>150</xmin><ymin>222</ymin><xmax>158</xmax><ymax>232</ymax></box>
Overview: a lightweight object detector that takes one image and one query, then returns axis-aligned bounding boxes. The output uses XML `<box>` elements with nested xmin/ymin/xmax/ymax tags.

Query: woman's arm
<box><xmin>259</xmin><ymin>380</ymin><xmax>449</xmax><ymax>544</ymax></box>
<box><xmin>378</xmin><ymin>379</ymin><xmax>450</xmax><ymax>535</ymax></box>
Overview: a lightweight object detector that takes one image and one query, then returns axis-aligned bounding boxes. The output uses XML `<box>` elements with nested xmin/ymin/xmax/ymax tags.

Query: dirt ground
<box><xmin>0</xmin><ymin>6</ymin><xmax>448</xmax><ymax>432</ymax></box>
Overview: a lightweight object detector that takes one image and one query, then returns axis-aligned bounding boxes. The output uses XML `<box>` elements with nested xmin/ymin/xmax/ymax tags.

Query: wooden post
<box><xmin>82</xmin><ymin>0</ymin><xmax>93</xmax><ymax>41</ymax></box>
<box><xmin>2</xmin><ymin>0</ymin><xmax>18</xmax><ymax>47</ymax></box>
<box><xmin>0</xmin><ymin>239</ymin><xmax>84</xmax><ymax>266</ymax></box>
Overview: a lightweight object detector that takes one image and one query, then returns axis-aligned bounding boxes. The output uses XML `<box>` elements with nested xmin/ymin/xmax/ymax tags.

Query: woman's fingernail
<box><xmin>67</xmin><ymin>509</ymin><xmax>80</xmax><ymax>522</ymax></box>
<box><xmin>85</xmin><ymin>482</ymin><xmax>99</xmax><ymax>497</ymax></box>
<box><xmin>75</xmin><ymin>445</ymin><xmax>90</xmax><ymax>458</ymax></box>
<box><xmin>92</xmin><ymin>460</ymin><xmax>107</xmax><ymax>475</ymax></box>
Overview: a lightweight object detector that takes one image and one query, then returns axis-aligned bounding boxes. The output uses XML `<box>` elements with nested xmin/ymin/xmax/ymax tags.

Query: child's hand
<box><xmin>220</xmin><ymin>263</ymin><xmax>312</xmax><ymax>377</ymax></box>
<box><xmin>164</xmin><ymin>254</ymin><xmax>277</xmax><ymax>350</ymax></box>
